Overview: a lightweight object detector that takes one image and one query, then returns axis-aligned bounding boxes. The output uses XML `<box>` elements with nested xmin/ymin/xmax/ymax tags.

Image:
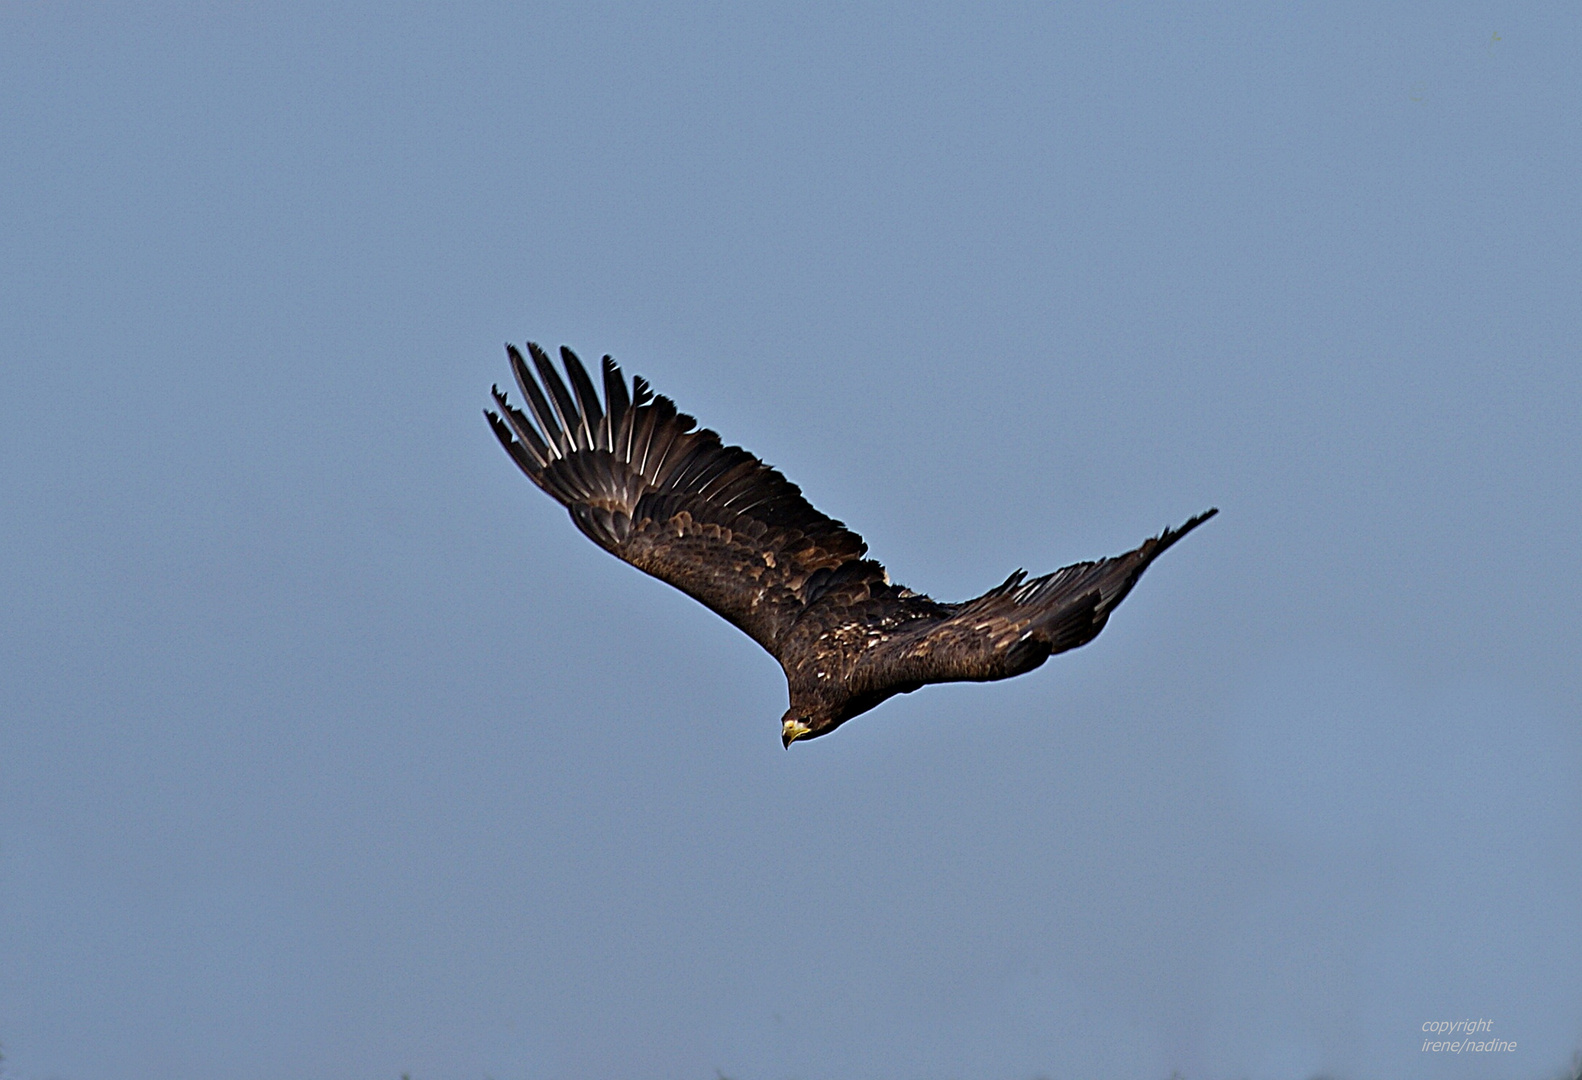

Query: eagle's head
<box><xmin>780</xmin><ymin>707</ymin><xmax>832</xmax><ymax>748</ymax></box>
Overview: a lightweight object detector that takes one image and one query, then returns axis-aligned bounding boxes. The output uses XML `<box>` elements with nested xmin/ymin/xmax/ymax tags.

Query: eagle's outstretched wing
<box><xmin>486</xmin><ymin>343</ymin><xmax>871</xmax><ymax>656</ymax></box>
<box><xmin>872</xmin><ymin>509</ymin><xmax>1219</xmax><ymax>686</ymax></box>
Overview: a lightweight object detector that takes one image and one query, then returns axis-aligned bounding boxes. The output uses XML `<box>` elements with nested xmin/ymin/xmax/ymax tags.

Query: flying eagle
<box><xmin>487</xmin><ymin>343</ymin><xmax>1216</xmax><ymax>747</ymax></box>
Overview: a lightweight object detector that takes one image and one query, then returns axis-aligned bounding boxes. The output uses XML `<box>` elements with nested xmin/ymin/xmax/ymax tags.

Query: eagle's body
<box><xmin>487</xmin><ymin>343</ymin><xmax>1215</xmax><ymax>746</ymax></box>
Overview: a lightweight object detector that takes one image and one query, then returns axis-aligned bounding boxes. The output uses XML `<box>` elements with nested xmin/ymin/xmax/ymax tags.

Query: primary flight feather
<box><xmin>486</xmin><ymin>343</ymin><xmax>1216</xmax><ymax>747</ymax></box>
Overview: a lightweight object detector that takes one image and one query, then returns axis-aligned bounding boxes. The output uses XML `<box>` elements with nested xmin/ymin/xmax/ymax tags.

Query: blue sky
<box><xmin>2</xmin><ymin>4</ymin><xmax>1579</xmax><ymax>1079</ymax></box>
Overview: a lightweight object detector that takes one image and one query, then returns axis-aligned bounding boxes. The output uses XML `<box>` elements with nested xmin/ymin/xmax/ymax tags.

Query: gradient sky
<box><xmin>3</xmin><ymin>4</ymin><xmax>1579</xmax><ymax>1079</ymax></box>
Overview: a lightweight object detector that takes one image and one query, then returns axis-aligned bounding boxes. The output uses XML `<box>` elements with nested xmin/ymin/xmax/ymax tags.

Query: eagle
<box><xmin>487</xmin><ymin>343</ymin><xmax>1216</xmax><ymax>747</ymax></box>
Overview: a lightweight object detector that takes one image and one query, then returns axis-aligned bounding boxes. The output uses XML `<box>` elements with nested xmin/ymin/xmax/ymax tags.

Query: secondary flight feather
<box><xmin>486</xmin><ymin>343</ymin><xmax>1216</xmax><ymax>746</ymax></box>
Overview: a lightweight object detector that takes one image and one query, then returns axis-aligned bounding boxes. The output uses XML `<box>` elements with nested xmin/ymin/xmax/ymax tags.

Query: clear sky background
<box><xmin>2</xmin><ymin>4</ymin><xmax>1579</xmax><ymax>1079</ymax></box>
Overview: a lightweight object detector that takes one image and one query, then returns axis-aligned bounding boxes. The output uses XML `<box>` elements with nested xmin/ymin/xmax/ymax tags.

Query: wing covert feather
<box><xmin>487</xmin><ymin>344</ymin><xmax>871</xmax><ymax>654</ymax></box>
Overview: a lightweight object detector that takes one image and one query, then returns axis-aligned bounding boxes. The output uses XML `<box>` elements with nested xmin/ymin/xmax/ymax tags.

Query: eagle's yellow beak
<box><xmin>781</xmin><ymin>717</ymin><xmax>813</xmax><ymax>748</ymax></box>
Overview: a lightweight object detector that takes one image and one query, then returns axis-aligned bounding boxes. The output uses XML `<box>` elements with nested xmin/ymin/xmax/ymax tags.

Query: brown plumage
<box><xmin>487</xmin><ymin>343</ymin><xmax>1217</xmax><ymax>747</ymax></box>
